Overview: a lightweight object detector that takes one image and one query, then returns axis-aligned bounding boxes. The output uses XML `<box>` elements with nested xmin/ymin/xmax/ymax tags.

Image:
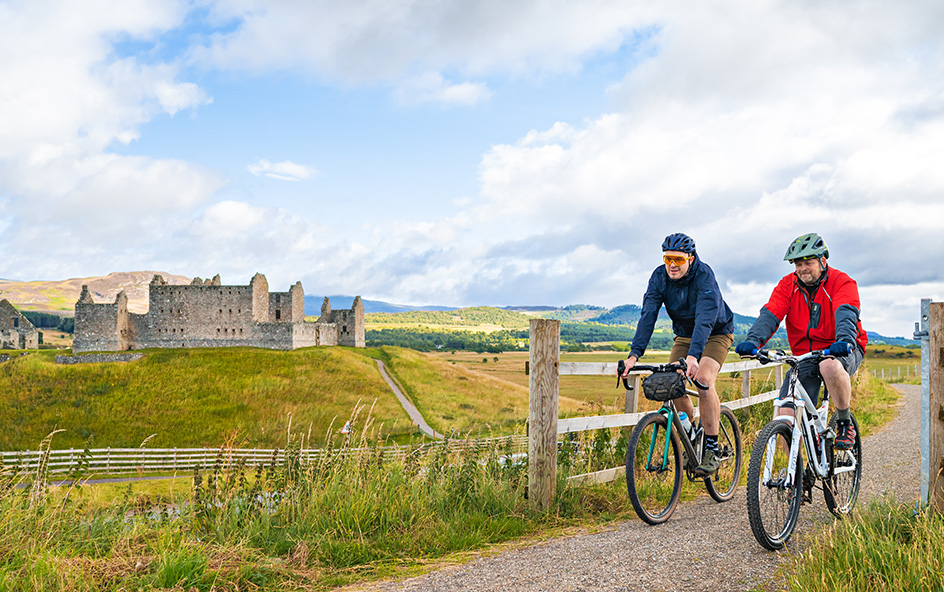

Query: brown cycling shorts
<box><xmin>669</xmin><ymin>334</ymin><xmax>734</xmax><ymax>366</ymax></box>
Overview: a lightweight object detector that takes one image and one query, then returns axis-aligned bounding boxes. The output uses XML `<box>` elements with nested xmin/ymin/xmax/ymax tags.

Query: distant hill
<box><xmin>1</xmin><ymin>274</ymin><xmax>916</xmax><ymax>345</ymax></box>
<box><xmin>0</xmin><ymin>271</ymin><xmax>190</xmax><ymax>314</ymax></box>
<box><xmin>866</xmin><ymin>331</ymin><xmax>918</xmax><ymax>347</ymax></box>
<box><xmin>304</xmin><ymin>295</ymin><xmax>456</xmax><ymax>316</ymax></box>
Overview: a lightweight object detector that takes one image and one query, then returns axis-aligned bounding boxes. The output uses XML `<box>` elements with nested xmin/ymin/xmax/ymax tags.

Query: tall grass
<box><xmin>785</xmin><ymin>499</ymin><xmax>944</xmax><ymax>592</ymax></box>
<box><xmin>1</xmin><ymin>423</ymin><xmax>632</xmax><ymax>591</ymax></box>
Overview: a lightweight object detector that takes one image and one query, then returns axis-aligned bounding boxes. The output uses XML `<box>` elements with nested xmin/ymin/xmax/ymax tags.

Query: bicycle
<box><xmin>621</xmin><ymin>359</ymin><xmax>743</xmax><ymax>525</ymax></box>
<box><xmin>741</xmin><ymin>347</ymin><xmax>862</xmax><ymax>550</ymax></box>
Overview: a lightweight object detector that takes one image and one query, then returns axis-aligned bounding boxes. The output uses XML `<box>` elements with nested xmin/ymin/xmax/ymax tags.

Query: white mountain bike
<box><xmin>742</xmin><ymin>347</ymin><xmax>862</xmax><ymax>550</ymax></box>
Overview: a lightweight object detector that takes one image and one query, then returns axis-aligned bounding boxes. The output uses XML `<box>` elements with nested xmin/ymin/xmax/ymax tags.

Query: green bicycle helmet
<box><xmin>783</xmin><ymin>232</ymin><xmax>829</xmax><ymax>262</ymax></box>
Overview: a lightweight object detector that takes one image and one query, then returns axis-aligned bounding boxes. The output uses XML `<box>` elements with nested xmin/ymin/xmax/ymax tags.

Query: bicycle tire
<box><xmin>746</xmin><ymin>420</ymin><xmax>803</xmax><ymax>550</ymax></box>
<box><xmin>626</xmin><ymin>412</ymin><xmax>682</xmax><ymax>525</ymax></box>
<box><xmin>824</xmin><ymin>413</ymin><xmax>862</xmax><ymax>517</ymax></box>
<box><xmin>705</xmin><ymin>406</ymin><xmax>743</xmax><ymax>502</ymax></box>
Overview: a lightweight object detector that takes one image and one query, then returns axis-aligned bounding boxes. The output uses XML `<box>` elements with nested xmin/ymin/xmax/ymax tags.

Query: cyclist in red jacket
<box><xmin>735</xmin><ymin>233</ymin><xmax>867</xmax><ymax>450</ymax></box>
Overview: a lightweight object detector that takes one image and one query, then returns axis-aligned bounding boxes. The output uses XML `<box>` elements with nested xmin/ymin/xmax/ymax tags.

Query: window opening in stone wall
<box><xmin>275</xmin><ymin>310</ymin><xmax>281</xmax><ymax>320</ymax></box>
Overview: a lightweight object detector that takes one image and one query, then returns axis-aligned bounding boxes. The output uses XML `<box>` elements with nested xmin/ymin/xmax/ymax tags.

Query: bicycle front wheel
<box><xmin>746</xmin><ymin>420</ymin><xmax>802</xmax><ymax>550</ymax></box>
<box><xmin>626</xmin><ymin>412</ymin><xmax>682</xmax><ymax>525</ymax></box>
<box><xmin>824</xmin><ymin>413</ymin><xmax>862</xmax><ymax>517</ymax></box>
<box><xmin>705</xmin><ymin>406</ymin><xmax>743</xmax><ymax>502</ymax></box>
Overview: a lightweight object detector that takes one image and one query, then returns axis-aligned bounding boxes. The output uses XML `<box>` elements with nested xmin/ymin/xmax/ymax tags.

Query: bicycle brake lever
<box><xmin>616</xmin><ymin>359</ymin><xmax>634</xmax><ymax>390</ymax></box>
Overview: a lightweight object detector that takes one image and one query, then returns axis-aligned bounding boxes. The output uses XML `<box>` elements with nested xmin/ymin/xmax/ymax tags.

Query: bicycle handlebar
<box><xmin>617</xmin><ymin>358</ymin><xmax>709</xmax><ymax>391</ymax></box>
<box><xmin>738</xmin><ymin>347</ymin><xmax>833</xmax><ymax>366</ymax></box>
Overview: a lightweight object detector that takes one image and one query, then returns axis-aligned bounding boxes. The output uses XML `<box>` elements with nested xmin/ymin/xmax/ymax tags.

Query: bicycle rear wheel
<box><xmin>746</xmin><ymin>420</ymin><xmax>803</xmax><ymax>550</ymax></box>
<box><xmin>824</xmin><ymin>413</ymin><xmax>862</xmax><ymax>517</ymax></box>
<box><xmin>626</xmin><ymin>412</ymin><xmax>682</xmax><ymax>525</ymax></box>
<box><xmin>705</xmin><ymin>406</ymin><xmax>743</xmax><ymax>502</ymax></box>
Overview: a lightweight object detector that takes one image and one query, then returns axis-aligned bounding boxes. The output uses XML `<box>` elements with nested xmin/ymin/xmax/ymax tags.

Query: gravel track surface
<box><xmin>345</xmin><ymin>384</ymin><xmax>921</xmax><ymax>592</ymax></box>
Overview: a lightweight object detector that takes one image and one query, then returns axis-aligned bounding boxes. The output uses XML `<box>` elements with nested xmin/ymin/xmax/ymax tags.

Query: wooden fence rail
<box><xmin>527</xmin><ymin>319</ymin><xmax>785</xmax><ymax>508</ymax></box>
<box><xmin>1</xmin><ymin>436</ymin><xmax>529</xmax><ymax>478</ymax></box>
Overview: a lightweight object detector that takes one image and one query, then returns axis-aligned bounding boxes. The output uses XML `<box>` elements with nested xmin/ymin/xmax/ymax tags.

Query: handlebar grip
<box><xmin>736</xmin><ymin>347</ymin><xmax>758</xmax><ymax>357</ymax></box>
<box><xmin>692</xmin><ymin>378</ymin><xmax>709</xmax><ymax>391</ymax></box>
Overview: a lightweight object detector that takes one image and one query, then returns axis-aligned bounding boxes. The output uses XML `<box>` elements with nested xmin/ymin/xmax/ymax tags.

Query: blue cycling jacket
<box><xmin>629</xmin><ymin>256</ymin><xmax>734</xmax><ymax>360</ymax></box>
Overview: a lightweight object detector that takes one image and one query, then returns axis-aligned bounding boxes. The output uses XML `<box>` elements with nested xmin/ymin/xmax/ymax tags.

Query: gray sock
<box><xmin>835</xmin><ymin>407</ymin><xmax>851</xmax><ymax>422</ymax></box>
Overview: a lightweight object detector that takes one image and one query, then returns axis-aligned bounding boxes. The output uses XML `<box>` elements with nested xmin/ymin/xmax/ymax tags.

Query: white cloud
<box><xmin>0</xmin><ymin>0</ymin><xmax>218</xmax><ymax>224</ymax></box>
<box><xmin>198</xmin><ymin>0</ymin><xmax>644</xmax><ymax>81</ymax></box>
<box><xmin>393</xmin><ymin>72</ymin><xmax>490</xmax><ymax>106</ymax></box>
<box><xmin>247</xmin><ymin>159</ymin><xmax>318</xmax><ymax>181</ymax></box>
<box><xmin>3</xmin><ymin>0</ymin><xmax>944</xmax><ymax>340</ymax></box>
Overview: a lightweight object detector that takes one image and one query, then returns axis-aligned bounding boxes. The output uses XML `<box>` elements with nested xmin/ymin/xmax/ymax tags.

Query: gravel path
<box><xmin>376</xmin><ymin>359</ymin><xmax>444</xmax><ymax>439</ymax></box>
<box><xmin>344</xmin><ymin>384</ymin><xmax>921</xmax><ymax>592</ymax></box>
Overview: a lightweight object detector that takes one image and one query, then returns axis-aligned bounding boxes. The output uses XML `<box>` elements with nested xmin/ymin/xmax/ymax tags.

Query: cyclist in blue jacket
<box><xmin>620</xmin><ymin>233</ymin><xmax>735</xmax><ymax>476</ymax></box>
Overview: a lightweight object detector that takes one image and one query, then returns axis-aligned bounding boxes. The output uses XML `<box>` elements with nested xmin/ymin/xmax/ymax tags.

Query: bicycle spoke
<box><xmin>705</xmin><ymin>406</ymin><xmax>742</xmax><ymax>502</ymax></box>
<box><xmin>747</xmin><ymin>420</ymin><xmax>803</xmax><ymax>550</ymax></box>
<box><xmin>824</xmin><ymin>413</ymin><xmax>862</xmax><ymax>517</ymax></box>
<box><xmin>626</xmin><ymin>412</ymin><xmax>682</xmax><ymax>524</ymax></box>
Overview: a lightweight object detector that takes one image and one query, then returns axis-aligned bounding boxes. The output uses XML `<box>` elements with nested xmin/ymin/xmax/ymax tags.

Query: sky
<box><xmin>1</xmin><ymin>0</ymin><xmax>943</xmax><ymax>339</ymax></box>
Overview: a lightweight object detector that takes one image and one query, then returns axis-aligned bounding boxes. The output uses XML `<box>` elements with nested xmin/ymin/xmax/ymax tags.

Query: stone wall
<box><xmin>321</xmin><ymin>295</ymin><xmax>365</xmax><ymax>347</ymax></box>
<box><xmin>73</xmin><ymin>287</ymin><xmax>123</xmax><ymax>352</ymax></box>
<box><xmin>0</xmin><ymin>299</ymin><xmax>40</xmax><ymax>349</ymax></box>
<box><xmin>56</xmin><ymin>353</ymin><xmax>143</xmax><ymax>364</ymax></box>
<box><xmin>72</xmin><ymin>273</ymin><xmax>364</xmax><ymax>353</ymax></box>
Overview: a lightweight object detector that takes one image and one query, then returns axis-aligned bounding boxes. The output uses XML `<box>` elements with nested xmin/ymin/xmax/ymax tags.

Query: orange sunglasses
<box><xmin>663</xmin><ymin>254</ymin><xmax>692</xmax><ymax>266</ymax></box>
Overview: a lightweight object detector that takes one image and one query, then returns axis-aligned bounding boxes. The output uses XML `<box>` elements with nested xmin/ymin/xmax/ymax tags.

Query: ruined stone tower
<box><xmin>72</xmin><ymin>274</ymin><xmax>365</xmax><ymax>353</ymax></box>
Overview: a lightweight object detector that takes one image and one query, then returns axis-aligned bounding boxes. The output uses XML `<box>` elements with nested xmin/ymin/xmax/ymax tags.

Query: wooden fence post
<box><xmin>742</xmin><ymin>369</ymin><xmax>751</xmax><ymax>397</ymax></box>
<box><xmin>624</xmin><ymin>376</ymin><xmax>641</xmax><ymax>413</ymax></box>
<box><xmin>929</xmin><ymin>303</ymin><xmax>944</xmax><ymax>512</ymax></box>
<box><xmin>528</xmin><ymin>319</ymin><xmax>560</xmax><ymax>511</ymax></box>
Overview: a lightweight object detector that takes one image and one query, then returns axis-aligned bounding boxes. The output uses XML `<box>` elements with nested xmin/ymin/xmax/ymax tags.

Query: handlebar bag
<box><xmin>642</xmin><ymin>371</ymin><xmax>687</xmax><ymax>402</ymax></box>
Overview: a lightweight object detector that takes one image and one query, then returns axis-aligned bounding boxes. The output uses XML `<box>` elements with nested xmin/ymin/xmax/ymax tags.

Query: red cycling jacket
<box><xmin>747</xmin><ymin>266</ymin><xmax>868</xmax><ymax>355</ymax></box>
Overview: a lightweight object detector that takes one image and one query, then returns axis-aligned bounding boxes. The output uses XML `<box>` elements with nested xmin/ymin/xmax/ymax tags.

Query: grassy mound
<box><xmin>0</xmin><ymin>346</ymin><xmax>581</xmax><ymax>450</ymax></box>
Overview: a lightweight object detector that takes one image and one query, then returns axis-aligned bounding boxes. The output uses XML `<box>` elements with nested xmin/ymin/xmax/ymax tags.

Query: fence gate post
<box><xmin>928</xmin><ymin>302</ymin><xmax>944</xmax><ymax>512</ymax></box>
<box><xmin>528</xmin><ymin>318</ymin><xmax>560</xmax><ymax>510</ymax></box>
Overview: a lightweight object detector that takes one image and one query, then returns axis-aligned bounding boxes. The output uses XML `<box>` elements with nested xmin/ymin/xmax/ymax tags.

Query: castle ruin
<box><xmin>0</xmin><ymin>299</ymin><xmax>40</xmax><ymax>349</ymax></box>
<box><xmin>72</xmin><ymin>273</ymin><xmax>364</xmax><ymax>353</ymax></box>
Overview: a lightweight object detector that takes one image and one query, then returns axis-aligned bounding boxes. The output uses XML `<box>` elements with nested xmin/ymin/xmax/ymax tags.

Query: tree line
<box><xmin>366</xmin><ymin>323</ymin><xmax>787</xmax><ymax>353</ymax></box>
<box><xmin>20</xmin><ymin>311</ymin><xmax>74</xmax><ymax>333</ymax></box>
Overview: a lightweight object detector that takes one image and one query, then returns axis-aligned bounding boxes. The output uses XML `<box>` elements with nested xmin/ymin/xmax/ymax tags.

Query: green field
<box><xmin>0</xmin><ymin>346</ymin><xmax>588</xmax><ymax>450</ymax></box>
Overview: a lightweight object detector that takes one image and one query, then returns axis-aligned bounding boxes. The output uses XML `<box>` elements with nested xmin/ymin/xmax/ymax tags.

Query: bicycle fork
<box><xmin>646</xmin><ymin>410</ymin><xmax>676</xmax><ymax>472</ymax></box>
<box><xmin>760</xmin><ymin>417</ymin><xmax>802</xmax><ymax>490</ymax></box>
<box><xmin>646</xmin><ymin>409</ymin><xmax>699</xmax><ymax>473</ymax></box>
